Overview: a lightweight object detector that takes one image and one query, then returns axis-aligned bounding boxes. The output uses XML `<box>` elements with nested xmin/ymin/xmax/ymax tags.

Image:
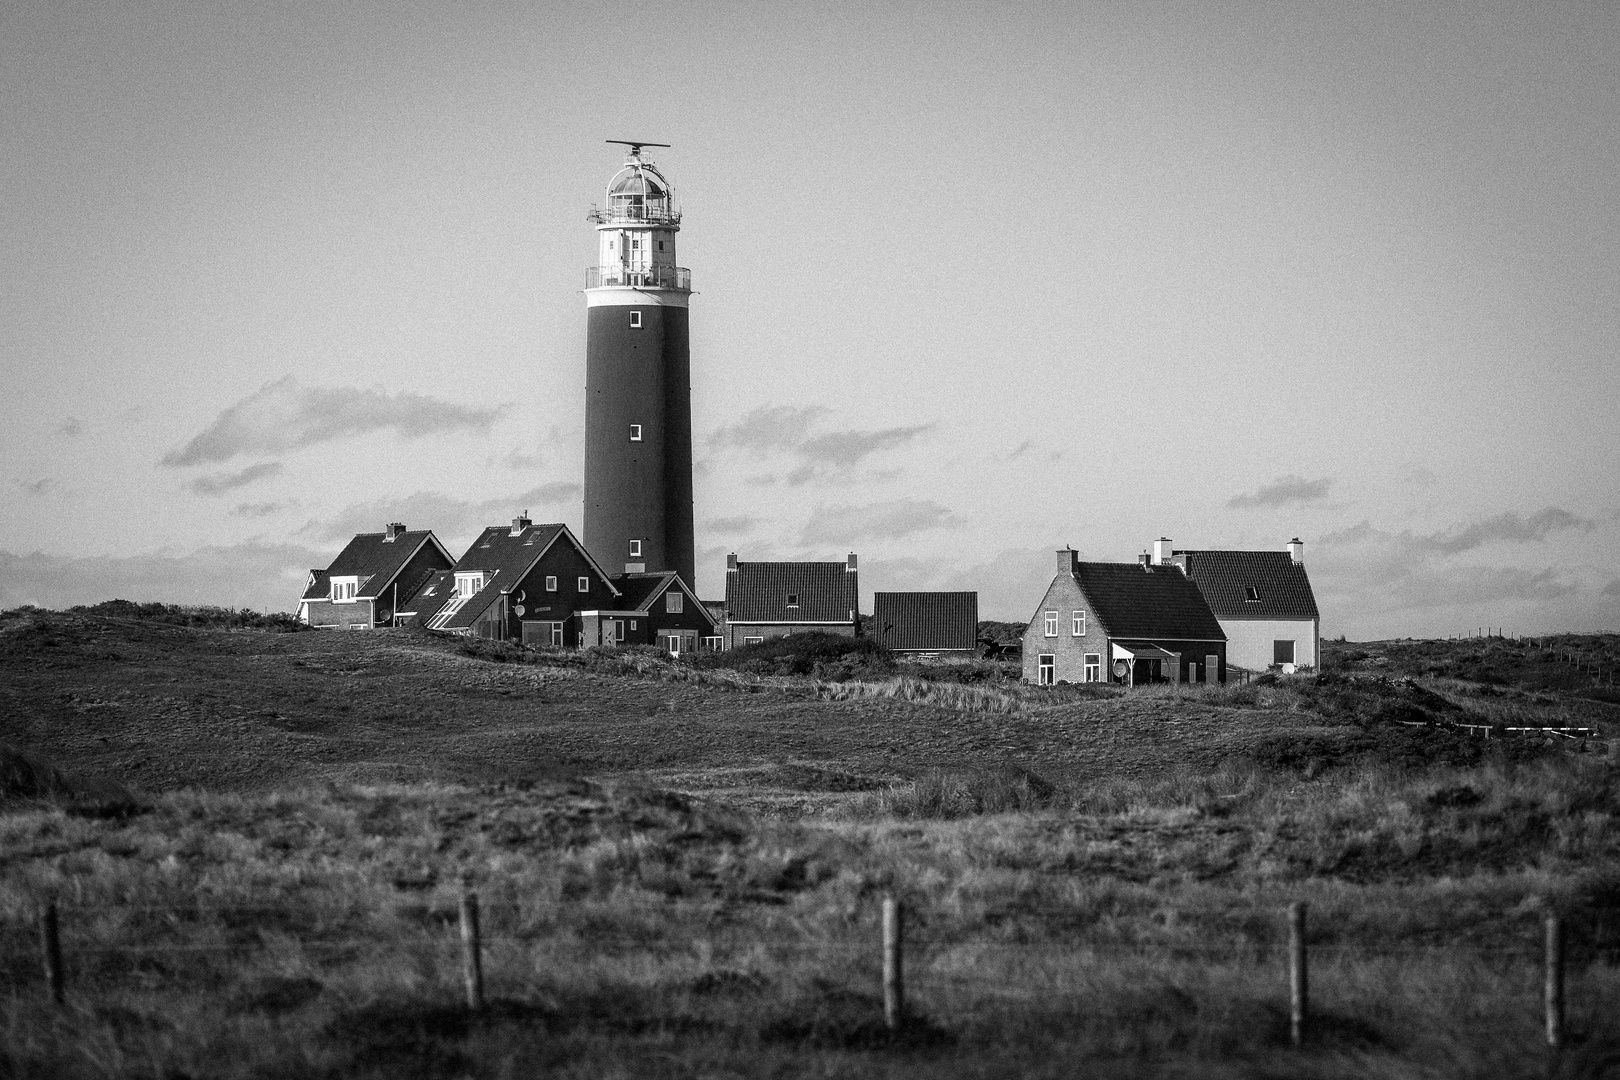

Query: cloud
<box><xmin>0</xmin><ymin>542</ymin><xmax>328</xmax><ymax>613</ymax></box>
<box><xmin>304</xmin><ymin>482</ymin><xmax>581</xmax><ymax>544</ymax></box>
<box><xmin>707</xmin><ymin>406</ymin><xmax>831</xmax><ymax>453</ymax></box>
<box><xmin>162</xmin><ymin>375</ymin><xmax>504</xmax><ymax>467</ymax></box>
<box><xmin>1427</xmin><ymin>508</ymin><xmax>1595</xmax><ymax>555</ymax></box>
<box><xmin>232</xmin><ymin>501</ymin><xmax>288</xmax><ymax>518</ymax></box>
<box><xmin>493</xmin><ymin>447</ymin><xmax>544</xmax><ymax>470</ymax></box>
<box><xmin>187</xmin><ymin>461</ymin><xmax>284</xmax><ymax>495</ymax></box>
<box><xmin>705</xmin><ymin>516</ymin><xmax>756</xmax><ymax>533</ymax></box>
<box><xmin>799</xmin><ymin>499</ymin><xmax>959</xmax><ymax>546</ymax></box>
<box><xmin>1007</xmin><ymin>439</ymin><xmax>1034</xmax><ymax>459</ymax></box>
<box><xmin>18</xmin><ymin>478</ymin><xmax>54</xmax><ymax>496</ymax></box>
<box><xmin>1228</xmin><ymin>475</ymin><xmax>1332</xmax><ymax>509</ymax></box>
<box><xmin>796</xmin><ymin>425</ymin><xmax>933</xmax><ymax>469</ymax></box>
<box><xmin>56</xmin><ymin>417</ymin><xmax>82</xmax><ymax>438</ymax></box>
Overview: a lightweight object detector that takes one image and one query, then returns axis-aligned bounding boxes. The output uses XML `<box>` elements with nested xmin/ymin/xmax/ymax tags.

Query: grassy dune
<box><xmin>2</xmin><ymin>608</ymin><xmax>1619</xmax><ymax>1078</ymax></box>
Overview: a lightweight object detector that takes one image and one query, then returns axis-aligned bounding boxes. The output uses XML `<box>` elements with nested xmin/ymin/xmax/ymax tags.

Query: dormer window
<box><xmin>455</xmin><ymin>572</ymin><xmax>487</xmax><ymax>599</ymax></box>
<box><xmin>330</xmin><ymin>577</ymin><xmax>358</xmax><ymax>603</ymax></box>
<box><xmin>1244</xmin><ymin>586</ymin><xmax>1260</xmax><ymax>602</ymax></box>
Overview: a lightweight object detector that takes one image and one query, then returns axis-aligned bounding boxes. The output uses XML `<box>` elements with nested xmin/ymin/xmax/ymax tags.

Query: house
<box><xmin>576</xmin><ymin>570</ymin><xmax>719</xmax><ymax>654</ymax></box>
<box><xmin>298</xmin><ymin>523</ymin><xmax>455</xmax><ymax>629</ymax></box>
<box><xmin>1154</xmin><ymin>537</ymin><xmax>1321</xmax><ymax>674</ymax></box>
<box><xmin>872</xmin><ymin>592</ymin><xmax>979</xmax><ymax>656</ymax></box>
<box><xmin>1022</xmin><ymin>549</ymin><xmax>1227</xmax><ymax>686</ymax></box>
<box><xmin>722</xmin><ymin>552</ymin><xmax>859</xmax><ymax>649</ymax></box>
<box><xmin>418</xmin><ymin>516</ymin><xmax>619</xmax><ymax>644</ymax></box>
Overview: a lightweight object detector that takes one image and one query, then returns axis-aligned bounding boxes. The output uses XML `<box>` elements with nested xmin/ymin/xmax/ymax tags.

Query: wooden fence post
<box><xmin>40</xmin><ymin>901</ymin><xmax>64</xmax><ymax>1005</ymax></box>
<box><xmin>460</xmin><ymin>892</ymin><xmax>484</xmax><ymax>1012</ymax></box>
<box><xmin>1289</xmin><ymin>902</ymin><xmax>1308</xmax><ymax>1047</ymax></box>
<box><xmin>1545</xmin><ymin>913</ymin><xmax>1564</xmax><ymax>1052</ymax></box>
<box><xmin>883</xmin><ymin>893</ymin><xmax>904</xmax><ymax>1033</ymax></box>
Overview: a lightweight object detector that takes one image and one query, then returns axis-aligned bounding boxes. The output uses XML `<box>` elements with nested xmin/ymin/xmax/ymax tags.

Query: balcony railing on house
<box><xmin>585</xmin><ymin>266</ymin><xmax>692</xmax><ymax>290</ymax></box>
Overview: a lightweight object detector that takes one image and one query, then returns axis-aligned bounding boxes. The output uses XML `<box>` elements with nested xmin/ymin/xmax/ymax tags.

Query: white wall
<box><xmin>1220</xmin><ymin>618</ymin><xmax>1318</xmax><ymax>671</ymax></box>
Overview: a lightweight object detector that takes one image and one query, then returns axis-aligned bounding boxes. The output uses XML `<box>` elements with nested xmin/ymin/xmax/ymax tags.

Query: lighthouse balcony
<box><xmin>586</xmin><ymin>266</ymin><xmax>692</xmax><ymax>290</ymax></box>
<box><xmin>588</xmin><ymin>203</ymin><xmax>682</xmax><ymax>226</ymax></box>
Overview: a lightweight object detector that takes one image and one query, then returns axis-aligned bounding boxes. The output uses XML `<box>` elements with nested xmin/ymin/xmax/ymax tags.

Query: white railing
<box><xmin>588</xmin><ymin>201</ymin><xmax>681</xmax><ymax>225</ymax></box>
<box><xmin>585</xmin><ymin>266</ymin><xmax>691</xmax><ymax>290</ymax></box>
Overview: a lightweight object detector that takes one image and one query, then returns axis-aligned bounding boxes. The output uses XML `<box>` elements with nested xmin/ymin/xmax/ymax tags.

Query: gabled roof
<box><xmin>600</xmin><ymin>572</ymin><xmax>718</xmax><ymax>631</ymax></box>
<box><xmin>725</xmin><ymin>560</ymin><xmax>858</xmax><ymax>623</ymax></box>
<box><xmin>873</xmin><ymin>592</ymin><xmax>978</xmax><ymax>651</ymax></box>
<box><xmin>399</xmin><ymin>568</ymin><xmax>453</xmax><ymax>617</ymax></box>
<box><xmin>426</xmin><ymin>522</ymin><xmax>618</xmax><ymax>631</ymax></box>
<box><xmin>301</xmin><ymin>569</ymin><xmax>329</xmax><ymax>602</ymax></box>
<box><xmin>1176</xmin><ymin>550</ymin><xmax>1320</xmax><ymax>621</ymax></box>
<box><xmin>1071</xmin><ymin>561</ymin><xmax>1225</xmax><ymax>641</ymax></box>
<box><xmin>311</xmin><ymin>531</ymin><xmax>452</xmax><ymax>601</ymax></box>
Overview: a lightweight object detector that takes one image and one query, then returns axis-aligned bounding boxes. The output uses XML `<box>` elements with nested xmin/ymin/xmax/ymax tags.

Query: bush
<box><xmin>696</xmin><ymin>632</ymin><xmax>894</xmax><ymax>678</ymax></box>
<box><xmin>66</xmin><ymin>600</ymin><xmax>307</xmax><ymax>632</ymax></box>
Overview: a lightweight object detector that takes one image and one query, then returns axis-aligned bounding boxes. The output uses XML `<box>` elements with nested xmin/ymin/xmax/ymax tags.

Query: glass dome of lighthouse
<box><xmin>599</xmin><ymin>146</ymin><xmax>679</xmax><ymax>224</ymax></box>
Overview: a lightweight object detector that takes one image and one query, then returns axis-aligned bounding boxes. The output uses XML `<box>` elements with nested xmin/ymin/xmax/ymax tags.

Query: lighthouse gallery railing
<box><xmin>585</xmin><ymin>266</ymin><xmax>692</xmax><ymax>290</ymax></box>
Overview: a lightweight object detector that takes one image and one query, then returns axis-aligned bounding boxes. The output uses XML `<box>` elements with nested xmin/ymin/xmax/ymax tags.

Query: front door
<box><xmin>1037</xmin><ymin>654</ymin><xmax>1054</xmax><ymax>685</ymax></box>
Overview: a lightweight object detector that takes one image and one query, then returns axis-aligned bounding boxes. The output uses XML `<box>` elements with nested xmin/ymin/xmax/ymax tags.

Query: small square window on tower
<box><xmin>629</xmin><ymin>424</ymin><xmax>642</xmax><ymax>441</ymax></box>
<box><xmin>657</xmin><ymin>240</ymin><xmax>664</xmax><ymax>251</ymax></box>
<box><xmin>629</xmin><ymin>539</ymin><xmax>642</xmax><ymax>558</ymax></box>
<box><xmin>629</xmin><ymin>310</ymin><xmax>642</xmax><ymax>328</ymax></box>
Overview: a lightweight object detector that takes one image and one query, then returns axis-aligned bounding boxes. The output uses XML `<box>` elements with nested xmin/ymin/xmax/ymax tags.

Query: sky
<box><xmin>2</xmin><ymin>0</ymin><xmax>1617</xmax><ymax>638</ymax></box>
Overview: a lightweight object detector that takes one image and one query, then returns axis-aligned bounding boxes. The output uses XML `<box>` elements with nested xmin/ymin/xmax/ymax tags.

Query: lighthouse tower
<box><xmin>583</xmin><ymin>141</ymin><xmax>695</xmax><ymax>586</ymax></box>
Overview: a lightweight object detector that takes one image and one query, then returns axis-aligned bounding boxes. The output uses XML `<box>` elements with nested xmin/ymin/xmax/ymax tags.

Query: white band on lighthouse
<box><xmin>585</xmin><ymin>288</ymin><xmax>690</xmax><ymax>308</ymax></box>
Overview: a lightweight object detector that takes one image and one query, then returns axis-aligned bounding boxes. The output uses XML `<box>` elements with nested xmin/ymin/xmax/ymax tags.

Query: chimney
<box><xmin>1056</xmin><ymin>547</ymin><xmax>1077</xmax><ymax>573</ymax></box>
<box><xmin>726</xmin><ymin>552</ymin><xmax>738</xmax><ymax>572</ymax></box>
<box><xmin>846</xmin><ymin>552</ymin><xmax>858</xmax><ymax>572</ymax></box>
<box><xmin>1152</xmin><ymin>537</ymin><xmax>1172</xmax><ymax>565</ymax></box>
<box><xmin>510</xmin><ymin>512</ymin><xmax>531</xmax><ymax>537</ymax></box>
<box><xmin>383</xmin><ymin>522</ymin><xmax>406</xmax><ymax>542</ymax></box>
<box><xmin>1138</xmin><ymin>551</ymin><xmax>1152</xmax><ymax>570</ymax></box>
<box><xmin>1287</xmin><ymin>537</ymin><xmax>1304</xmax><ymax>565</ymax></box>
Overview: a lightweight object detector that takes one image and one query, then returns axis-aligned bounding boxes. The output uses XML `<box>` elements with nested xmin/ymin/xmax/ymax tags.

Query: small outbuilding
<box><xmin>872</xmin><ymin>591</ymin><xmax>979</xmax><ymax>656</ymax></box>
<box><xmin>1022</xmin><ymin>549</ymin><xmax>1227</xmax><ymax>686</ymax></box>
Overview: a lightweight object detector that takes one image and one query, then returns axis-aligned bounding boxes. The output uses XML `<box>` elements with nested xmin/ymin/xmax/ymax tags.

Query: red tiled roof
<box><xmin>1073</xmin><ymin>562</ymin><xmax>1225</xmax><ymax>641</ymax></box>
<box><xmin>873</xmin><ymin>592</ymin><xmax>978</xmax><ymax>651</ymax></box>
<box><xmin>725</xmin><ymin>560</ymin><xmax>858</xmax><ymax>623</ymax></box>
<box><xmin>1176</xmin><ymin>550</ymin><xmax>1320</xmax><ymax>621</ymax></box>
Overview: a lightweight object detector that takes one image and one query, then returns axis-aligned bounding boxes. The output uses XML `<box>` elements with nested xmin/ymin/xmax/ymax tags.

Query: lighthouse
<box><xmin>583</xmin><ymin>141</ymin><xmax>695</xmax><ymax>587</ymax></box>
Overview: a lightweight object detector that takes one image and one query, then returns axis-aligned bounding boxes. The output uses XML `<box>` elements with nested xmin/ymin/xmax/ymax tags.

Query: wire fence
<box><xmin>3</xmin><ymin>894</ymin><xmax>1600</xmax><ymax>1055</ymax></box>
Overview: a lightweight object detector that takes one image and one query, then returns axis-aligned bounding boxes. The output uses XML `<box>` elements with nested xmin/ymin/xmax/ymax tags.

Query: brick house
<box><xmin>721</xmin><ymin>552</ymin><xmax>859</xmax><ymax>648</ymax></box>
<box><xmin>872</xmin><ymin>591</ymin><xmax>978</xmax><ymax>656</ymax></box>
<box><xmin>1022</xmin><ymin>549</ymin><xmax>1226</xmax><ymax>686</ymax></box>
<box><xmin>418</xmin><ymin>516</ymin><xmax>619</xmax><ymax>643</ymax></box>
<box><xmin>1153</xmin><ymin>537</ymin><xmax>1320</xmax><ymax>674</ymax></box>
<box><xmin>577</xmin><ymin>570</ymin><xmax>719</xmax><ymax>654</ymax></box>
<box><xmin>298</xmin><ymin>523</ymin><xmax>454</xmax><ymax>629</ymax></box>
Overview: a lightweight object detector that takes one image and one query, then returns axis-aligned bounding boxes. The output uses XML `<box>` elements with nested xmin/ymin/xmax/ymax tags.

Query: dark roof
<box><xmin>601</xmin><ymin>572</ymin><xmax>717</xmax><ymax>630</ymax></box>
<box><xmin>873</xmin><ymin>592</ymin><xmax>978</xmax><ymax>651</ymax></box>
<box><xmin>1176</xmin><ymin>550</ymin><xmax>1320</xmax><ymax>620</ymax></box>
<box><xmin>301</xmin><ymin>569</ymin><xmax>329</xmax><ymax>602</ymax></box>
<box><xmin>725</xmin><ymin>560</ymin><xmax>858</xmax><ymax>623</ymax></box>
<box><xmin>399</xmin><ymin>568</ymin><xmax>453</xmax><ymax>617</ymax></box>
<box><xmin>1072</xmin><ymin>562</ymin><xmax>1225</xmax><ymax>641</ymax></box>
<box><xmin>314</xmin><ymin>531</ymin><xmax>449</xmax><ymax>600</ymax></box>
<box><xmin>428</xmin><ymin>523</ymin><xmax>616</xmax><ymax>631</ymax></box>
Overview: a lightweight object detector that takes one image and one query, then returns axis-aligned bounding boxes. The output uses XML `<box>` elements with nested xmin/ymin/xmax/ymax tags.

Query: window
<box><xmin>1043</xmin><ymin>610</ymin><xmax>1058</xmax><ymax>637</ymax></box>
<box><xmin>1037</xmin><ymin>654</ymin><xmax>1055</xmax><ymax>685</ymax></box>
<box><xmin>631</xmin><ymin>238</ymin><xmax>640</xmax><ymax>250</ymax></box>
<box><xmin>551</xmin><ymin>622</ymin><xmax>564</xmax><ymax>647</ymax></box>
<box><xmin>1274</xmin><ymin>639</ymin><xmax>1296</xmax><ymax>665</ymax></box>
<box><xmin>666</xmin><ymin>591</ymin><xmax>683</xmax><ymax>613</ymax></box>
<box><xmin>657</xmin><ymin>240</ymin><xmax>665</xmax><ymax>251</ymax></box>
<box><xmin>786</xmin><ymin>593</ymin><xmax>799</xmax><ymax>607</ymax></box>
<box><xmin>1084</xmin><ymin>654</ymin><xmax>1102</xmax><ymax>682</ymax></box>
<box><xmin>629</xmin><ymin>310</ymin><xmax>642</xmax><ymax>328</ymax></box>
<box><xmin>629</xmin><ymin>539</ymin><xmax>642</xmax><ymax>558</ymax></box>
<box><xmin>545</xmin><ymin>575</ymin><xmax>558</xmax><ymax>592</ymax></box>
<box><xmin>744</xmin><ymin>636</ymin><xmax>764</xmax><ymax>646</ymax></box>
<box><xmin>703</xmin><ymin>635</ymin><xmax>723</xmax><ymax>652</ymax></box>
<box><xmin>1244</xmin><ymin>586</ymin><xmax>1260</xmax><ymax>602</ymax></box>
<box><xmin>330</xmin><ymin>578</ymin><xmax>357</xmax><ymax>602</ymax></box>
<box><xmin>577</xmin><ymin>577</ymin><xmax>589</xmax><ymax>593</ymax></box>
<box><xmin>1072</xmin><ymin>610</ymin><xmax>1086</xmax><ymax>636</ymax></box>
<box><xmin>454</xmin><ymin>573</ymin><xmax>485</xmax><ymax>599</ymax></box>
<box><xmin>630</xmin><ymin>620</ymin><xmax>637</xmax><ymax>629</ymax></box>
<box><xmin>629</xmin><ymin>424</ymin><xmax>642</xmax><ymax>441</ymax></box>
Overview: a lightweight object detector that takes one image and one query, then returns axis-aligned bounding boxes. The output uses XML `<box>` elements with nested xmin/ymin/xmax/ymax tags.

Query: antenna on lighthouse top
<box><xmin>606</xmin><ymin>140</ymin><xmax>670</xmax><ymax>157</ymax></box>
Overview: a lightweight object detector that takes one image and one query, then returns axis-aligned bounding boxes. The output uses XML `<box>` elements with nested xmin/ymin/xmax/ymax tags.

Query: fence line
<box><xmin>7</xmin><ymin>893</ymin><xmax>1595</xmax><ymax>1058</ymax></box>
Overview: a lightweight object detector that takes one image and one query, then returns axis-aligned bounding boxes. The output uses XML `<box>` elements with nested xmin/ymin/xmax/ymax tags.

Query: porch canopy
<box><xmin>1110</xmin><ymin>641</ymin><xmax>1181</xmax><ymax>664</ymax></box>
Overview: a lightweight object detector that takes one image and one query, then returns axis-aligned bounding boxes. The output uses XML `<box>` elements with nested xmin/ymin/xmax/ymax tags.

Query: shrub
<box><xmin>67</xmin><ymin>600</ymin><xmax>307</xmax><ymax>632</ymax></box>
<box><xmin>695</xmin><ymin>632</ymin><xmax>894</xmax><ymax>678</ymax></box>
